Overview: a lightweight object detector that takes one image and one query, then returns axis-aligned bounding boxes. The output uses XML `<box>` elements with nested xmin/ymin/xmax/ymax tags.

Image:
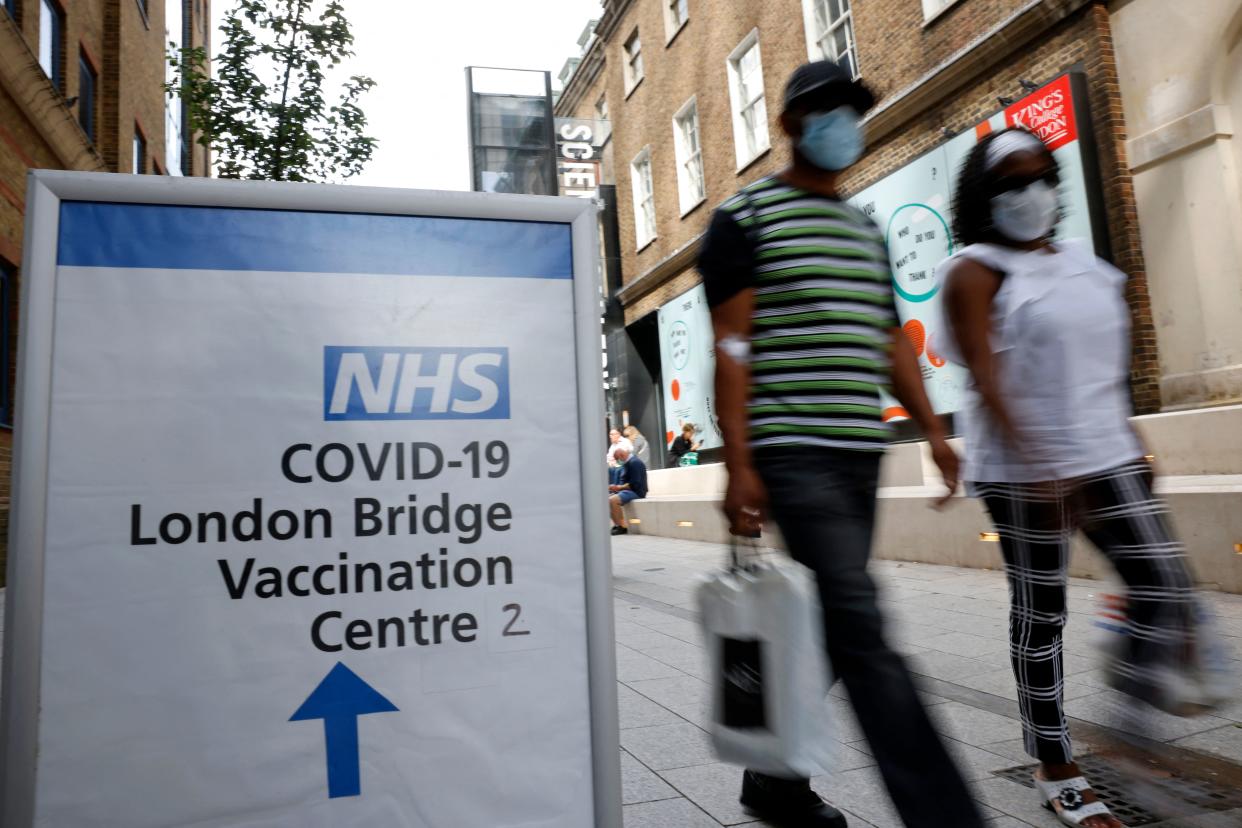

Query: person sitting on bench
<box><xmin>608</xmin><ymin>447</ymin><xmax>647</xmax><ymax>536</ymax></box>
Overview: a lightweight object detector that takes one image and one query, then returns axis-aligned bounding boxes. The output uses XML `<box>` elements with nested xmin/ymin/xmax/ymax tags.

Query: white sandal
<box><xmin>1034</xmin><ymin>775</ymin><xmax>1122</xmax><ymax>827</ymax></box>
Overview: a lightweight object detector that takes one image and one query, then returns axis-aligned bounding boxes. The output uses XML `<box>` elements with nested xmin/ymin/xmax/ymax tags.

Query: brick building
<box><xmin>0</xmin><ymin>0</ymin><xmax>210</xmax><ymax>580</ymax></box>
<box><xmin>556</xmin><ymin>0</ymin><xmax>1158</xmax><ymax>464</ymax></box>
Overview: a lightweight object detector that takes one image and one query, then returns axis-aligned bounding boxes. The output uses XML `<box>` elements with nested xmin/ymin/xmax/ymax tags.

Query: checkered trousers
<box><xmin>976</xmin><ymin>460</ymin><xmax>1196</xmax><ymax>763</ymax></box>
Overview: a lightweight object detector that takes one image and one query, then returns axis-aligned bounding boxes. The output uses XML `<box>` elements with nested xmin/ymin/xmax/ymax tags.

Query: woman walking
<box><xmin>940</xmin><ymin>127</ymin><xmax>1210</xmax><ymax>828</ymax></box>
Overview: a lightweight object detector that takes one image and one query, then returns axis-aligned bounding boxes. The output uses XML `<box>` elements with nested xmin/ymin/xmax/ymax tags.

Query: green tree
<box><xmin>168</xmin><ymin>0</ymin><xmax>377</xmax><ymax>181</ymax></box>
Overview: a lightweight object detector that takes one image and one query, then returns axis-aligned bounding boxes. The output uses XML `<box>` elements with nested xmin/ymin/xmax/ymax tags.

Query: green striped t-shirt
<box><xmin>698</xmin><ymin>176</ymin><xmax>897</xmax><ymax>452</ymax></box>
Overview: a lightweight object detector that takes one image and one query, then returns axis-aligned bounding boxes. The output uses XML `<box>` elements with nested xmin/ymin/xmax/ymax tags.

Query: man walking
<box><xmin>701</xmin><ymin>60</ymin><xmax>985</xmax><ymax>828</ymax></box>
<box><xmin>608</xmin><ymin>446</ymin><xmax>647</xmax><ymax>536</ymax></box>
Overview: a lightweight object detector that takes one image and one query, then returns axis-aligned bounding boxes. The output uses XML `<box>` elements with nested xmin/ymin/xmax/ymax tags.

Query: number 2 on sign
<box><xmin>502</xmin><ymin>603</ymin><xmax>531</xmax><ymax>637</ymax></box>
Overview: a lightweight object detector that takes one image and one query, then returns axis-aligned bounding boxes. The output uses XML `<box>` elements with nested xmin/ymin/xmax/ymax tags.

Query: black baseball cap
<box><xmin>783</xmin><ymin>60</ymin><xmax>876</xmax><ymax>114</ymax></box>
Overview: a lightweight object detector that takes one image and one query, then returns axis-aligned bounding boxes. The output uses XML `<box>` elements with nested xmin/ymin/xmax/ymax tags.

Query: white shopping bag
<box><xmin>697</xmin><ymin>541</ymin><xmax>836</xmax><ymax>777</ymax></box>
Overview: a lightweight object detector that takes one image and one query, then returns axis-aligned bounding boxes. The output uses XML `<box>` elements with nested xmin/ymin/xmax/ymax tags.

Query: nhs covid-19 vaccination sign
<box><xmin>0</xmin><ymin>173</ymin><xmax>621</xmax><ymax>827</ymax></box>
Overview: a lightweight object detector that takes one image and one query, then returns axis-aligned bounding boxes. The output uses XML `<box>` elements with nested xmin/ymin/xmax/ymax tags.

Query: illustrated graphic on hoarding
<box><xmin>658</xmin><ymin>284</ymin><xmax>723</xmax><ymax>453</ymax></box>
<box><xmin>850</xmin><ymin>72</ymin><xmax>1104</xmax><ymax>420</ymax></box>
<box><xmin>0</xmin><ymin>175</ymin><xmax>621</xmax><ymax>828</ymax></box>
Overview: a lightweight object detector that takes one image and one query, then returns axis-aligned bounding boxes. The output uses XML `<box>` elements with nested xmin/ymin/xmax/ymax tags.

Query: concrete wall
<box><xmin>624</xmin><ymin>406</ymin><xmax>1242</xmax><ymax>592</ymax></box>
<box><xmin>1110</xmin><ymin>0</ymin><xmax>1242</xmax><ymax>407</ymax></box>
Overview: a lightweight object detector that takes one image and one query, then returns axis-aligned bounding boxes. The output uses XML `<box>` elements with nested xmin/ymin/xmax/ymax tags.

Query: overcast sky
<box><xmin>216</xmin><ymin>0</ymin><xmax>603</xmax><ymax>191</ymax></box>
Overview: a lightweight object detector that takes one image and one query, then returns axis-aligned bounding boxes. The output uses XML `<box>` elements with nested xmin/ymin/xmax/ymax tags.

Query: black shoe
<box><xmin>740</xmin><ymin>770</ymin><xmax>847</xmax><ymax>827</ymax></box>
<box><xmin>610</xmin><ymin>526</ymin><xmax>628</xmax><ymax>535</ymax></box>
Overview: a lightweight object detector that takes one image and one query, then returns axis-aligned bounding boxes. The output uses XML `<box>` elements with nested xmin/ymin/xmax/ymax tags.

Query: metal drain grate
<box><xmin>992</xmin><ymin>754</ymin><xmax>1242</xmax><ymax>826</ymax></box>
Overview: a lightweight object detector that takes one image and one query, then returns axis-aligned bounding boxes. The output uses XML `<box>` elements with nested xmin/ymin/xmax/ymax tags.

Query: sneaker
<box><xmin>610</xmin><ymin>526</ymin><xmax>628</xmax><ymax>535</ymax></box>
<box><xmin>740</xmin><ymin>770</ymin><xmax>847</xmax><ymax>827</ymax></box>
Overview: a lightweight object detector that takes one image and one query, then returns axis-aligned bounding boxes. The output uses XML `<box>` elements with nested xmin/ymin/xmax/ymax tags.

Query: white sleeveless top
<box><xmin>935</xmin><ymin>239</ymin><xmax>1143</xmax><ymax>483</ymax></box>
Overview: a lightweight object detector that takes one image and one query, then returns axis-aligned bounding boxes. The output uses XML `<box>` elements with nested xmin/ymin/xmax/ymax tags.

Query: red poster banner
<box><xmin>1004</xmin><ymin>74</ymin><xmax>1078</xmax><ymax>151</ymax></box>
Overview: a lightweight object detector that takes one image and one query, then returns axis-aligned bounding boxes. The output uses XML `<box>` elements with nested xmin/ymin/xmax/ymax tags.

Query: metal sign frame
<box><xmin>0</xmin><ymin>170</ymin><xmax>621</xmax><ymax>827</ymax></box>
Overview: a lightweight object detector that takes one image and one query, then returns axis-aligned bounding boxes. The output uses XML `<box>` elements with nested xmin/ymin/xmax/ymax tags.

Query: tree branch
<box><xmin>270</xmin><ymin>0</ymin><xmax>309</xmax><ymax>180</ymax></box>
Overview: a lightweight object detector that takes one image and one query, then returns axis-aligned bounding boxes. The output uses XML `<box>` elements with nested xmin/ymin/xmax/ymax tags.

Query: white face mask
<box><xmin>990</xmin><ymin>180</ymin><xmax>1058</xmax><ymax>242</ymax></box>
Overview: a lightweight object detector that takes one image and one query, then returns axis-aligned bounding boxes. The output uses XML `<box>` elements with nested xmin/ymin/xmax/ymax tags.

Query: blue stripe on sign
<box><xmin>57</xmin><ymin>201</ymin><xmax>574</xmax><ymax>279</ymax></box>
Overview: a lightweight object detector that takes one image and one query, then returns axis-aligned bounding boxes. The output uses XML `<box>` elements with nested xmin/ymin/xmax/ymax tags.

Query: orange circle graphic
<box><xmin>903</xmin><ymin>319</ymin><xmax>926</xmax><ymax>357</ymax></box>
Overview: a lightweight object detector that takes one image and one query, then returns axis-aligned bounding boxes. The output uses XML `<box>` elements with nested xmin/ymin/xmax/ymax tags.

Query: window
<box><xmin>673</xmin><ymin>99</ymin><xmax>705</xmax><ymax>214</ymax></box>
<box><xmin>165</xmin><ymin>0</ymin><xmax>187</xmax><ymax>175</ymax></box>
<box><xmin>132</xmin><ymin>126</ymin><xmax>147</xmax><ymax>174</ymax></box>
<box><xmin>78</xmin><ymin>52</ymin><xmax>96</xmax><ymax>142</ymax></box>
<box><xmin>595</xmin><ymin>95</ymin><xmax>610</xmax><ymax>145</ymax></box>
<box><xmin>39</xmin><ymin>0</ymin><xmax>64</xmax><ymax>90</ymax></box>
<box><xmin>664</xmin><ymin>0</ymin><xmax>688</xmax><ymax>41</ymax></box>
<box><xmin>921</xmin><ymin>0</ymin><xmax>960</xmax><ymax>20</ymax></box>
<box><xmin>630</xmin><ymin>148</ymin><xmax>657</xmax><ymax>250</ymax></box>
<box><xmin>135</xmin><ymin>0</ymin><xmax>149</xmax><ymax>26</ymax></box>
<box><xmin>4</xmin><ymin>0</ymin><xmax>17</xmax><ymax>21</ymax></box>
<box><xmin>623</xmin><ymin>29</ymin><xmax>643</xmax><ymax>95</ymax></box>
<box><xmin>802</xmin><ymin>0</ymin><xmax>858</xmax><ymax>79</ymax></box>
<box><xmin>0</xmin><ymin>260</ymin><xmax>12</xmax><ymax>426</ymax></box>
<box><xmin>726</xmin><ymin>31</ymin><xmax>770</xmax><ymax>169</ymax></box>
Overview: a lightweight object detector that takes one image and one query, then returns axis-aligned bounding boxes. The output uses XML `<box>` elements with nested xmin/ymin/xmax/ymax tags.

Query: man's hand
<box><xmin>930</xmin><ymin>435</ymin><xmax>960</xmax><ymax>509</ymax></box>
<box><xmin>608</xmin><ymin>484</ymin><xmax>620</xmax><ymax>493</ymax></box>
<box><xmin>723</xmin><ymin>464</ymin><xmax>768</xmax><ymax>536</ymax></box>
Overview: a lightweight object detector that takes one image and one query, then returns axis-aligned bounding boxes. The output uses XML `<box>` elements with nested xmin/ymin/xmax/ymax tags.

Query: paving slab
<box><xmin>621</xmin><ymin>749</ymin><xmax>681</xmax><ymax>805</ymax></box>
<box><xmin>618</xmin><ymin>683</ymin><xmax>684</xmax><ymax>730</ymax></box>
<box><xmin>1172</xmin><ymin>723</ymin><xmax>1242</xmax><ymax>763</ymax></box>
<box><xmin>607</xmin><ymin>537</ymin><xmax>1242</xmax><ymax>825</ymax></box>
<box><xmin>623</xmin><ymin>796</ymin><xmax>729</xmax><ymax>827</ymax></box>
<box><xmin>620</xmin><ymin>722</ymin><xmax>718</xmax><ymax>771</ymax></box>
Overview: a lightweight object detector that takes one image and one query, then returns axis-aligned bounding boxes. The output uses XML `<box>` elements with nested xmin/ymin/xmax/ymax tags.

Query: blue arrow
<box><xmin>290</xmin><ymin>662</ymin><xmax>399</xmax><ymax>798</ymax></box>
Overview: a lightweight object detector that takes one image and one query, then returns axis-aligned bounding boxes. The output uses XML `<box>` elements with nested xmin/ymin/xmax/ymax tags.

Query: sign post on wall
<box><xmin>0</xmin><ymin>171</ymin><xmax>622</xmax><ymax>827</ymax></box>
<box><xmin>851</xmin><ymin>70</ymin><xmax>1107</xmax><ymax>422</ymax></box>
<box><xmin>657</xmin><ymin>284</ymin><xmax>723</xmax><ymax>456</ymax></box>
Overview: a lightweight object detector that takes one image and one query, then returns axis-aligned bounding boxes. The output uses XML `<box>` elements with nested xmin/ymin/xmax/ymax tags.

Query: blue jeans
<box><xmin>752</xmin><ymin>447</ymin><xmax>984</xmax><ymax>828</ymax></box>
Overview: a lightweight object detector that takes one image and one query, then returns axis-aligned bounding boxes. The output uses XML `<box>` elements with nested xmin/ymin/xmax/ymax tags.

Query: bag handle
<box><xmin>729</xmin><ymin>532</ymin><xmax>764</xmax><ymax>572</ymax></box>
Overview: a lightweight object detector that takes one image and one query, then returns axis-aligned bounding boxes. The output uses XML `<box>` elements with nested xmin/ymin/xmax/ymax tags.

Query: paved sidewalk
<box><xmin>611</xmin><ymin>535</ymin><xmax>1242</xmax><ymax>828</ymax></box>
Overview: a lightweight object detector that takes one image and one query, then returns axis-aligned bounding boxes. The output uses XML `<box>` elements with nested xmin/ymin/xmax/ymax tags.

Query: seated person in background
<box><xmin>668</xmin><ymin>422</ymin><xmax>702</xmax><ymax>465</ymax></box>
<box><xmin>607</xmin><ymin>428</ymin><xmax>634</xmax><ymax>485</ymax></box>
<box><xmin>608</xmin><ymin>447</ymin><xmax>648</xmax><ymax>536</ymax></box>
<box><xmin>624</xmin><ymin>425</ymin><xmax>651</xmax><ymax>467</ymax></box>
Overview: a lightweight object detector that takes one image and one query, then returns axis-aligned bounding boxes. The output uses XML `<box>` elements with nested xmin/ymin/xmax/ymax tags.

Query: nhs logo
<box><xmin>324</xmin><ymin>346</ymin><xmax>510</xmax><ymax>420</ymax></box>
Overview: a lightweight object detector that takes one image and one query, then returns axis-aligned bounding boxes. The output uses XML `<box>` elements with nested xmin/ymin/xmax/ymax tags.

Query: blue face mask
<box><xmin>798</xmin><ymin>107</ymin><xmax>864</xmax><ymax>171</ymax></box>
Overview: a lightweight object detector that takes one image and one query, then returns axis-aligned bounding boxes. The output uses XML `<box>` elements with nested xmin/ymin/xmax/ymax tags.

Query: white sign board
<box><xmin>851</xmin><ymin>72</ymin><xmax>1104</xmax><ymax>420</ymax></box>
<box><xmin>0</xmin><ymin>173</ymin><xmax>621</xmax><ymax>827</ymax></box>
<box><xmin>657</xmin><ymin>283</ymin><xmax>723</xmax><ymax>456</ymax></box>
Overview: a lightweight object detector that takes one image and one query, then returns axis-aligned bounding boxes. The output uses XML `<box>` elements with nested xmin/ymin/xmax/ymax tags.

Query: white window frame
<box><xmin>672</xmin><ymin>97</ymin><xmax>705</xmax><ymax>216</ymax></box>
<box><xmin>921</xmin><ymin>0</ymin><xmax>964</xmax><ymax>23</ymax></box>
<box><xmin>800</xmin><ymin>0</ymin><xmax>859</xmax><ymax>79</ymax></box>
<box><xmin>39</xmin><ymin>0</ymin><xmax>59</xmax><ymax>82</ymax></box>
<box><xmin>132</xmin><ymin>127</ymin><xmax>146</xmax><ymax>174</ymax></box>
<box><xmin>726</xmin><ymin>30</ymin><xmax>770</xmax><ymax>171</ymax></box>
<box><xmin>630</xmin><ymin>148</ymin><xmax>657</xmax><ymax>251</ymax></box>
<box><xmin>663</xmin><ymin>0</ymin><xmax>689</xmax><ymax>43</ymax></box>
<box><xmin>623</xmin><ymin>29</ymin><xmax>644</xmax><ymax>96</ymax></box>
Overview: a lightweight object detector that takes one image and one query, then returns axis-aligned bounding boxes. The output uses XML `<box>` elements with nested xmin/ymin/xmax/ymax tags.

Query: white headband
<box><xmin>984</xmin><ymin>130</ymin><xmax>1047</xmax><ymax>171</ymax></box>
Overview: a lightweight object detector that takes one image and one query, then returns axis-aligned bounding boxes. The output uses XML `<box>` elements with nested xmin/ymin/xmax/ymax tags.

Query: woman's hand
<box><xmin>930</xmin><ymin>436</ymin><xmax>961</xmax><ymax>508</ymax></box>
